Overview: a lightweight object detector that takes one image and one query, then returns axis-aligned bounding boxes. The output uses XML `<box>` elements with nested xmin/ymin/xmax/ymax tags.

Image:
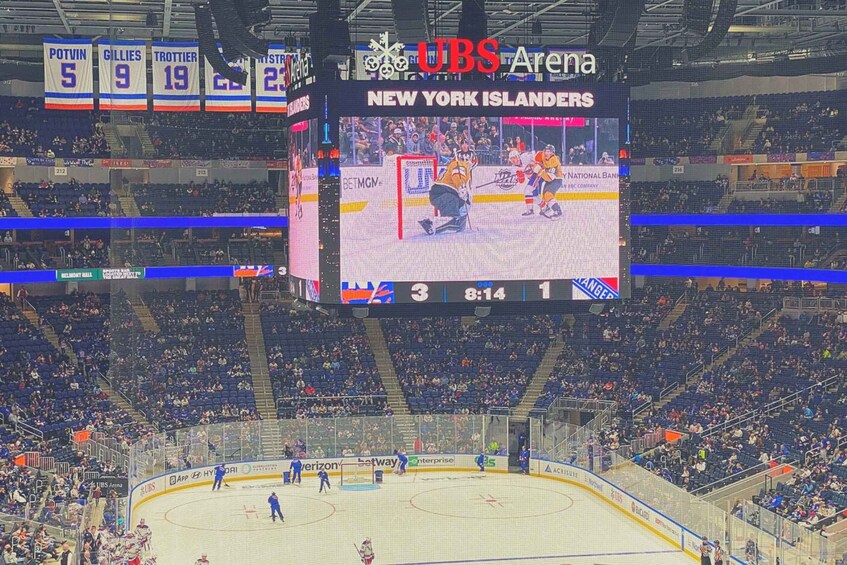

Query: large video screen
<box><xmin>288</xmin><ymin>118</ymin><xmax>321</xmax><ymax>302</ymax></box>
<box><xmin>338</xmin><ymin>115</ymin><xmax>623</xmax><ymax>303</ymax></box>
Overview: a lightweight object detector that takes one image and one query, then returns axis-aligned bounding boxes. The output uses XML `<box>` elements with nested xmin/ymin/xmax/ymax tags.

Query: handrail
<box><xmin>631</xmin><ymin>399</ymin><xmax>652</xmax><ymax>418</ymax></box>
<box><xmin>703</xmin><ymin>373</ymin><xmax>840</xmax><ymax>438</ymax></box>
<box><xmin>689</xmin><ymin>456</ymin><xmax>789</xmax><ymax>496</ymax></box>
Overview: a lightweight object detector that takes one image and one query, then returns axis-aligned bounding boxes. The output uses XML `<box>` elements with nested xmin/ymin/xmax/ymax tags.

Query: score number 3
<box><xmin>410</xmin><ymin>283</ymin><xmax>429</xmax><ymax>302</ymax></box>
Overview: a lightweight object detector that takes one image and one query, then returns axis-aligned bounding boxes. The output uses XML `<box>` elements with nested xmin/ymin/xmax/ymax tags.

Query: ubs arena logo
<box><xmin>362</xmin><ymin>33</ymin><xmax>596</xmax><ymax>79</ymax></box>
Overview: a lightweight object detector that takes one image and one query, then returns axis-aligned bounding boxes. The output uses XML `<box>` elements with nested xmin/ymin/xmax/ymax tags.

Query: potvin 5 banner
<box><xmin>43</xmin><ymin>39</ymin><xmax>94</xmax><ymax>110</ymax></box>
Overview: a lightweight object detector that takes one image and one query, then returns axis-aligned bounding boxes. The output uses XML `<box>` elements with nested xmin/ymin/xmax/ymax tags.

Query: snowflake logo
<box><xmin>363</xmin><ymin>32</ymin><xmax>409</xmax><ymax>79</ymax></box>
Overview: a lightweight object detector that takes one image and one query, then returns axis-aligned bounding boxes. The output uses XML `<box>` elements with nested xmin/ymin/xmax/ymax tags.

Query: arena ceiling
<box><xmin>0</xmin><ymin>0</ymin><xmax>845</xmax><ymax>62</ymax></box>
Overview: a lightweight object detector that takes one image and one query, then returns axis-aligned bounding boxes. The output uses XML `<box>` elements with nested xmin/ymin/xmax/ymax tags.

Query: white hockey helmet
<box><xmin>508</xmin><ymin>150</ymin><xmax>520</xmax><ymax>160</ymax></box>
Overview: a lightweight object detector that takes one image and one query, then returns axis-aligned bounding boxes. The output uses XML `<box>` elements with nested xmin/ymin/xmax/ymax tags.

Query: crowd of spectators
<box><xmin>633</xmin><ymin>227</ymin><xmax>844</xmax><ymax>269</ymax></box>
<box><xmin>0</xmin><ymin>97</ymin><xmax>107</xmax><ymax>158</ymax></box>
<box><xmin>340</xmin><ymin>116</ymin><xmax>616</xmax><ymax>167</ymax></box>
<box><xmin>631</xmin><ymin>98</ymin><xmax>743</xmax><ymax>157</ymax></box>
<box><xmin>261</xmin><ymin>305</ymin><xmax>388</xmax><ymax>419</ymax></box>
<box><xmin>109</xmin><ymin>290</ymin><xmax>259</xmax><ymax>430</ymax></box>
<box><xmin>631</xmin><ymin>178</ymin><xmax>727</xmax><ymax>214</ymax></box>
<box><xmin>134</xmin><ymin>181</ymin><xmax>277</xmax><ymax>216</ymax></box>
<box><xmin>631</xmin><ymin>91</ymin><xmax>846</xmax><ymax>157</ymax></box>
<box><xmin>14</xmin><ymin>180</ymin><xmax>114</xmax><ymax>218</ymax></box>
<box><xmin>146</xmin><ymin>113</ymin><xmax>285</xmax><ymax>160</ymax></box>
<box><xmin>752</xmin><ymin>95</ymin><xmax>845</xmax><ymax>154</ymax></box>
<box><xmin>383</xmin><ymin>316</ymin><xmax>556</xmax><ymax>414</ymax></box>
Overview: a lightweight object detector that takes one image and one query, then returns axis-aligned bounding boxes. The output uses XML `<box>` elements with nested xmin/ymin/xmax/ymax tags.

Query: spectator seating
<box><xmin>383</xmin><ymin>316</ymin><xmax>555</xmax><ymax>414</ymax></box>
<box><xmin>261</xmin><ymin>305</ymin><xmax>388</xmax><ymax>418</ymax></box>
<box><xmin>146</xmin><ymin>113</ymin><xmax>286</xmax><ymax>160</ymax></box>
<box><xmin>109</xmin><ymin>291</ymin><xmax>258</xmax><ymax>430</ymax></box>
<box><xmin>15</xmin><ymin>181</ymin><xmax>113</xmax><ymax>218</ymax></box>
<box><xmin>134</xmin><ymin>181</ymin><xmax>277</xmax><ymax>216</ymax></box>
<box><xmin>0</xmin><ymin>97</ymin><xmax>107</xmax><ymax>158</ymax></box>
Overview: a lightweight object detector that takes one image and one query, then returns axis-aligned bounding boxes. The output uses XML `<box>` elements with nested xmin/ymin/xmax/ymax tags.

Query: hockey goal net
<box><xmin>385</xmin><ymin>154</ymin><xmax>438</xmax><ymax>240</ymax></box>
<box><xmin>340</xmin><ymin>461</ymin><xmax>376</xmax><ymax>486</ymax></box>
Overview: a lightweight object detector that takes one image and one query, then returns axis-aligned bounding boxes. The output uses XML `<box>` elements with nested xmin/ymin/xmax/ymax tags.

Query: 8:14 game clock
<box><xmin>465</xmin><ymin>283</ymin><xmax>506</xmax><ymax>301</ymax></box>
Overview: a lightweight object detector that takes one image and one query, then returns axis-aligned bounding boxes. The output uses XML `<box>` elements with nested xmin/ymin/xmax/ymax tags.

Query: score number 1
<box><xmin>539</xmin><ymin>281</ymin><xmax>551</xmax><ymax>300</ymax></box>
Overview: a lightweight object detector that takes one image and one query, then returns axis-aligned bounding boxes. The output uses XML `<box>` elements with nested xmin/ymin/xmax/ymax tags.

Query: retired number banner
<box><xmin>43</xmin><ymin>39</ymin><xmax>94</xmax><ymax>110</ymax></box>
<box><xmin>151</xmin><ymin>42</ymin><xmax>201</xmax><ymax>112</ymax></box>
<box><xmin>255</xmin><ymin>45</ymin><xmax>290</xmax><ymax>113</ymax></box>
<box><xmin>97</xmin><ymin>40</ymin><xmax>148</xmax><ymax>111</ymax></box>
<box><xmin>204</xmin><ymin>48</ymin><xmax>252</xmax><ymax>112</ymax></box>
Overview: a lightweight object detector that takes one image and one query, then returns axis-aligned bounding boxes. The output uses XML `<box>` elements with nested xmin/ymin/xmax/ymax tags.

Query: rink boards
<box><xmin>129</xmin><ymin>454</ymin><xmax>741</xmax><ymax>563</ymax></box>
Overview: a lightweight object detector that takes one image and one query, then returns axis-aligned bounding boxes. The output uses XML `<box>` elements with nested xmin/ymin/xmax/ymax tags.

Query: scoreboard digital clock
<box><xmin>355</xmin><ymin>280</ymin><xmax>589</xmax><ymax>304</ymax></box>
<box><xmin>287</xmin><ymin>79</ymin><xmax>631</xmax><ymax>305</ymax></box>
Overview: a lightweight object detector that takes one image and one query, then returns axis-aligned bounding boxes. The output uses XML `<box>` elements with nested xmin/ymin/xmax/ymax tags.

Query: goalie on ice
<box><xmin>418</xmin><ymin>158</ymin><xmax>473</xmax><ymax>236</ymax></box>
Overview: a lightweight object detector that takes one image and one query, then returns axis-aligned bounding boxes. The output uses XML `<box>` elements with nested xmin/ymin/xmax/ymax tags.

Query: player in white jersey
<box><xmin>507</xmin><ymin>150</ymin><xmax>541</xmax><ymax>216</ymax></box>
<box><xmin>358</xmin><ymin>538</ymin><xmax>375</xmax><ymax>564</ymax></box>
<box><xmin>134</xmin><ymin>518</ymin><xmax>152</xmax><ymax>551</ymax></box>
<box><xmin>195</xmin><ymin>554</ymin><xmax>210</xmax><ymax>565</ymax></box>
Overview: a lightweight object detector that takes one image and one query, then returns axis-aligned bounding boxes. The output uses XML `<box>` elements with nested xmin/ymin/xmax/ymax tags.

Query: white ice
<box><xmin>136</xmin><ymin>471</ymin><xmax>691</xmax><ymax>565</ymax></box>
<box><xmin>340</xmin><ymin>199</ymin><xmax>620</xmax><ymax>283</ymax></box>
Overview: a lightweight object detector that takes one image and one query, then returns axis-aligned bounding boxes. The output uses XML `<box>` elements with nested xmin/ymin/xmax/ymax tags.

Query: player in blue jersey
<box><xmin>268</xmin><ymin>492</ymin><xmax>284</xmax><ymax>523</ymax></box>
<box><xmin>212</xmin><ymin>463</ymin><xmax>226</xmax><ymax>491</ymax></box>
<box><xmin>318</xmin><ymin>469</ymin><xmax>331</xmax><ymax>493</ymax></box>
<box><xmin>394</xmin><ymin>449</ymin><xmax>409</xmax><ymax>475</ymax></box>
<box><xmin>290</xmin><ymin>457</ymin><xmax>303</xmax><ymax>485</ymax></box>
<box><xmin>476</xmin><ymin>451</ymin><xmax>486</xmax><ymax>472</ymax></box>
<box><xmin>519</xmin><ymin>446</ymin><xmax>530</xmax><ymax>475</ymax></box>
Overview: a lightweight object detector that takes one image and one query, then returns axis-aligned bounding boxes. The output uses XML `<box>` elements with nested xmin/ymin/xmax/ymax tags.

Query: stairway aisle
<box><xmin>363</xmin><ymin>319</ymin><xmax>417</xmax><ymax>452</ymax></box>
<box><xmin>242</xmin><ymin>301</ymin><xmax>282</xmax><ymax>459</ymax></box>
<box><xmin>513</xmin><ymin>336</ymin><xmax>564</xmax><ymax>419</ymax></box>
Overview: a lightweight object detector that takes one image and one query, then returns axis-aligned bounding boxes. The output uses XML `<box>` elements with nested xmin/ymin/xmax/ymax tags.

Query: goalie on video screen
<box><xmin>418</xmin><ymin>158</ymin><xmax>473</xmax><ymax>236</ymax></box>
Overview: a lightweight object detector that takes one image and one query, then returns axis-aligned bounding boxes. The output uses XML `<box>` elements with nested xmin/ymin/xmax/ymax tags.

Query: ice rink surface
<box><xmin>136</xmin><ymin>471</ymin><xmax>692</xmax><ymax>565</ymax></box>
<box><xmin>340</xmin><ymin>199</ymin><xmax>620</xmax><ymax>282</ymax></box>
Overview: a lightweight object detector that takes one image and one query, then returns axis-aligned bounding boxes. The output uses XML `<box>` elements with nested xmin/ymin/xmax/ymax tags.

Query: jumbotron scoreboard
<box><xmin>287</xmin><ymin>77</ymin><xmax>630</xmax><ymax>305</ymax></box>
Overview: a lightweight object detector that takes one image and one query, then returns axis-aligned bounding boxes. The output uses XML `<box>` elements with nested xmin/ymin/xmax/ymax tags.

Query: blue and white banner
<box><xmin>97</xmin><ymin>39</ymin><xmax>148</xmax><ymax>111</ymax></box>
<box><xmin>255</xmin><ymin>45</ymin><xmax>291</xmax><ymax>113</ymax></box>
<box><xmin>151</xmin><ymin>42</ymin><xmax>201</xmax><ymax>112</ymax></box>
<box><xmin>43</xmin><ymin>39</ymin><xmax>94</xmax><ymax>110</ymax></box>
<box><xmin>203</xmin><ymin>48</ymin><xmax>251</xmax><ymax>112</ymax></box>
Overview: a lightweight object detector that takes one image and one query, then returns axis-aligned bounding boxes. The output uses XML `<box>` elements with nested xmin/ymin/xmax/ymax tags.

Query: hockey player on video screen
<box><xmin>507</xmin><ymin>149</ymin><xmax>540</xmax><ymax>216</ymax></box>
<box><xmin>533</xmin><ymin>144</ymin><xmax>564</xmax><ymax>220</ymax></box>
<box><xmin>454</xmin><ymin>138</ymin><xmax>478</xmax><ymax>188</ymax></box>
<box><xmin>418</xmin><ymin>158</ymin><xmax>473</xmax><ymax>236</ymax></box>
<box><xmin>292</xmin><ymin>152</ymin><xmax>304</xmax><ymax>220</ymax></box>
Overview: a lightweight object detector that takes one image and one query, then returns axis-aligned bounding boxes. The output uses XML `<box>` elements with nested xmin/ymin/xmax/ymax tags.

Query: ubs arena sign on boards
<box><xmin>354</xmin><ymin>33</ymin><xmax>596</xmax><ymax>81</ymax></box>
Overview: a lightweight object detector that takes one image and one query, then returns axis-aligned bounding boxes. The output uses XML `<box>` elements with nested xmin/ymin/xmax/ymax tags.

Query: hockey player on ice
<box><xmin>533</xmin><ymin>144</ymin><xmax>564</xmax><ymax>220</ymax></box>
<box><xmin>507</xmin><ymin>149</ymin><xmax>541</xmax><ymax>216</ymax></box>
<box><xmin>418</xmin><ymin>158</ymin><xmax>473</xmax><ymax>236</ymax></box>
<box><xmin>134</xmin><ymin>518</ymin><xmax>152</xmax><ymax>554</ymax></box>
<box><xmin>358</xmin><ymin>538</ymin><xmax>375</xmax><ymax>564</ymax></box>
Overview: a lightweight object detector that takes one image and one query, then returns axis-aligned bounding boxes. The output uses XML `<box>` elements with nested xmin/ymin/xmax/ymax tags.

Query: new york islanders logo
<box><xmin>572</xmin><ymin>278</ymin><xmax>619</xmax><ymax>300</ymax></box>
<box><xmin>341</xmin><ymin>282</ymin><xmax>395</xmax><ymax>304</ymax></box>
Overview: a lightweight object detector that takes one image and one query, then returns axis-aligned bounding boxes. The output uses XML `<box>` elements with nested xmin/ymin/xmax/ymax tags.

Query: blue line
<box><xmin>45</xmin><ymin>92</ymin><xmax>94</xmax><ymax>99</ymax></box>
<box><xmin>0</xmin><ymin>215</ymin><xmax>288</xmax><ymax>230</ymax></box>
<box><xmin>205</xmin><ymin>95</ymin><xmax>251</xmax><ymax>101</ymax></box>
<box><xmin>153</xmin><ymin>94</ymin><xmax>199</xmax><ymax>100</ymax></box>
<box><xmin>631</xmin><ymin>264</ymin><xmax>847</xmax><ymax>284</ymax></box>
<box><xmin>632</xmin><ymin>213</ymin><xmax>847</xmax><ymax>226</ymax></box>
<box><xmin>255</xmin><ymin>96</ymin><xmax>285</xmax><ymax>102</ymax></box>
<box><xmin>99</xmin><ymin>93</ymin><xmax>147</xmax><ymax>99</ymax></box>
<box><xmin>387</xmin><ymin>549</ymin><xmax>681</xmax><ymax>565</ymax></box>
